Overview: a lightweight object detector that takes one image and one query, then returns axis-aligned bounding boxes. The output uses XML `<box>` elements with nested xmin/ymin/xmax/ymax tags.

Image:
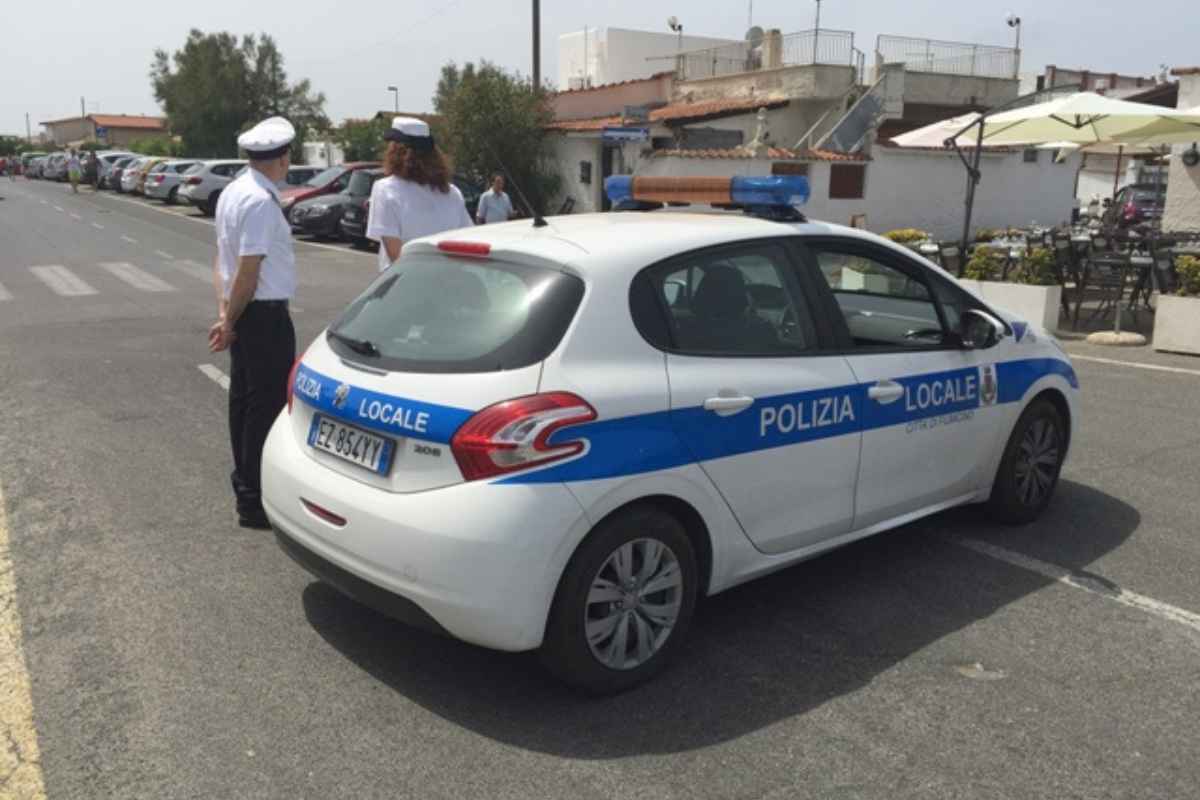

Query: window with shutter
<box><xmin>829</xmin><ymin>164</ymin><xmax>866</xmax><ymax>199</ymax></box>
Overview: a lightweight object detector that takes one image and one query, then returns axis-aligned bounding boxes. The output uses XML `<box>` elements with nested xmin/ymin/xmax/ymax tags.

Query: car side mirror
<box><xmin>960</xmin><ymin>309</ymin><xmax>1005</xmax><ymax>350</ymax></box>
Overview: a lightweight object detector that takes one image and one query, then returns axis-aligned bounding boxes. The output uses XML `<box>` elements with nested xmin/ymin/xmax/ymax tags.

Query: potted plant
<box><xmin>1153</xmin><ymin>255</ymin><xmax>1200</xmax><ymax>356</ymax></box>
<box><xmin>958</xmin><ymin>246</ymin><xmax>1063</xmax><ymax>333</ymax></box>
<box><xmin>884</xmin><ymin>228</ymin><xmax>938</xmax><ymax>261</ymax></box>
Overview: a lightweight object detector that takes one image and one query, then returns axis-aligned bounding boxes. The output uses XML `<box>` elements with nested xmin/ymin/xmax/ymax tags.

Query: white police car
<box><xmin>262</xmin><ymin>175</ymin><xmax>1079</xmax><ymax>693</ymax></box>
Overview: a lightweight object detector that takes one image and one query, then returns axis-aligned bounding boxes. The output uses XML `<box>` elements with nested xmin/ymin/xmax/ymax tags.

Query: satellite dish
<box><xmin>667</xmin><ymin>16</ymin><xmax>680</xmax><ymax>30</ymax></box>
<box><xmin>745</xmin><ymin>26</ymin><xmax>765</xmax><ymax>47</ymax></box>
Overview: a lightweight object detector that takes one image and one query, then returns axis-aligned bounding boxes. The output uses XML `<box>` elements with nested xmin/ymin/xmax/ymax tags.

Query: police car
<box><xmin>262</xmin><ymin>175</ymin><xmax>1079</xmax><ymax>694</ymax></box>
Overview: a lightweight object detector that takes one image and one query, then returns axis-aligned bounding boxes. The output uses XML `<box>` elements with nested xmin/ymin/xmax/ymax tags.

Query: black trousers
<box><xmin>228</xmin><ymin>301</ymin><xmax>296</xmax><ymax>516</ymax></box>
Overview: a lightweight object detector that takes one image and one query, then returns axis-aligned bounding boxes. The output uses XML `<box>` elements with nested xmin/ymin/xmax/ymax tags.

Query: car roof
<box><xmin>409</xmin><ymin>210</ymin><xmax>943</xmax><ymax>282</ymax></box>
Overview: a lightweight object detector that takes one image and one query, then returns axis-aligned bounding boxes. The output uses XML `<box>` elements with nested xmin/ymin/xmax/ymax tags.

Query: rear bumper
<box><xmin>340</xmin><ymin>218</ymin><xmax>367</xmax><ymax>239</ymax></box>
<box><xmin>261</xmin><ymin>414</ymin><xmax>589</xmax><ymax>652</ymax></box>
<box><xmin>294</xmin><ymin>212</ymin><xmax>341</xmax><ymax>237</ymax></box>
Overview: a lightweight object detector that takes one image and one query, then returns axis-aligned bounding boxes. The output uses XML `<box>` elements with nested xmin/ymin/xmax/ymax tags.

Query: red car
<box><xmin>280</xmin><ymin>162</ymin><xmax>379</xmax><ymax>225</ymax></box>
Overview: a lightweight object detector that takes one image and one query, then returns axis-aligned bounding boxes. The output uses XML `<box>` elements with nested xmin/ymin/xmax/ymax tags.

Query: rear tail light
<box><xmin>301</xmin><ymin>498</ymin><xmax>346</xmax><ymax>527</ymax></box>
<box><xmin>185</xmin><ymin>176</ymin><xmax>202</xmax><ymax>185</ymax></box>
<box><xmin>451</xmin><ymin>393</ymin><xmax>596</xmax><ymax>481</ymax></box>
<box><xmin>153</xmin><ymin>175</ymin><xmax>165</xmax><ymax>183</ymax></box>
<box><xmin>286</xmin><ymin>356</ymin><xmax>304</xmax><ymax>414</ymax></box>
<box><xmin>1123</xmin><ymin>202</ymin><xmax>1137</xmax><ymax>220</ymax></box>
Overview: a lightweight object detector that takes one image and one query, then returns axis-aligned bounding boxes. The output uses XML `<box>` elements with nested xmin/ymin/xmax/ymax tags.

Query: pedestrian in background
<box><xmin>366</xmin><ymin>117</ymin><xmax>472</xmax><ymax>272</ymax></box>
<box><xmin>208</xmin><ymin>116</ymin><xmax>298</xmax><ymax>530</ymax></box>
<box><xmin>67</xmin><ymin>149</ymin><xmax>81</xmax><ymax>193</ymax></box>
<box><xmin>5</xmin><ymin>155</ymin><xmax>16</xmax><ymax>181</ymax></box>
<box><xmin>476</xmin><ymin>173</ymin><xmax>514</xmax><ymax>225</ymax></box>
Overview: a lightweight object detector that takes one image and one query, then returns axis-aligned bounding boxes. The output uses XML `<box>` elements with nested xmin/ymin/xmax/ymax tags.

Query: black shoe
<box><xmin>238</xmin><ymin>510</ymin><xmax>272</xmax><ymax>530</ymax></box>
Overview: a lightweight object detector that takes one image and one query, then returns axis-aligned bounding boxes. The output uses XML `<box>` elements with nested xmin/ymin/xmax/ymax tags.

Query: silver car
<box><xmin>42</xmin><ymin>153</ymin><xmax>68</xmax><ymax>181</ymax></box>
<box><xmin>120</xmin><ymin>157</ymin><xmax>153</xmax><ymax>194</ymax></box>
<box><xmin>97</xmin><ymin>151</ymin><xmax>137</xmax><ymax>189</ymax></box>
<box><xmin>143</xmin><ymin>159</ymin><xmax>199</xmax><ymax>203</ymax></box>
<box><xmin>178</xmin><ymin>160</ymin><xmax>247</xmax><ymax>216</ymax></box>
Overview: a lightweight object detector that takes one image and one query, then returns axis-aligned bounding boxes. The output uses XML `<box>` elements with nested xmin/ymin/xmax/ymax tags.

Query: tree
<box><xmin>433</xmin><ymin>61</ymin><xmax>560</xmax><ymax>215</ymax></box>
<box><xmin>128</xmin><ymin>137</ymin><xmax>185</xmax><ymax>157</ymax></box>
<box><xmin>335</xmin><ymin>117</ymin><xmax>388</xmax><ymax>162</ymax></box>
<box><xmin>151</xmin><ymin>30</ymin><xmax>328</xmax><ymax>159</ymax></box>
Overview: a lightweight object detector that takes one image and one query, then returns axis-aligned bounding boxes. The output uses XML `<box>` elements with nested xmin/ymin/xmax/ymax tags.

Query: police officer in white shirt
<box><xmin>208</xmin><ymin>116</ymin><xmax>298</xmax><ymax>529</ymax></box>
<box><xmin>366</xmin><ymin>116</ymin><xmax>473</xmax><ymax>272</ymax></box>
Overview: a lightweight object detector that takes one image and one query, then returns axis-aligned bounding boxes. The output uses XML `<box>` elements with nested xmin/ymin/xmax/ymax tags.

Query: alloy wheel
<box><xmin>1014</xmin><ymin>417</ymin><xmax>1060</xmax><ymax>507</ymax></box>
<box><xmin>584</xmin><ymin>538</ymin><xmax>683</xmax><ymax>670</ymax></box>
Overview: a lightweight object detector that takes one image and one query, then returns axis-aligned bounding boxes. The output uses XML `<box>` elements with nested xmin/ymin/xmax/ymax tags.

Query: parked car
<box><xmin>109</xmin><ymin>156</ymin><xmax>139</xmax><ymax>193</ymax></box>
<box><xmin>20</xmin><ymin>152</ymin><xmax>46</xmax><ymax>176</ymax></box>
<box><xmin>280</xmin><ymin>162</ymin><xmax>380</xmax><ymax>221</ymax></box>
<box><xmin>42</xmin><ymin>153</ymin><xmax>68</xmax><ymax>181</ymax></box>
<box><xmin>27</xmin><ymin>156</ymin><xmax>47</xmax><ymax>178</ymax></box>
<box><xmin>337</xmin><ymin>169</ymin><xmax>385</xmax><ymax>247</ymax></box>
<box><xmin>1103</xmin><ymin>183</ymin><xmax>1165</xmax><ymax>229</ymax></box>
<box><xmin>286</xmin><ymin>165</ymin><xmax>321</xmax><ymax>186</ymax></box>
<box><xmin>120</xmin><ymin>157</ymin><xmax>152</xmax><ymax>193</ymax></box>
<box><xmin>96</xmin><ymin>151</ymin><xmax>137</xmax><ymax>189</ymax></box>
<box><xmin>293</xmin><ymin>167</ymin><xmax>382</xmax><ymax>240</ymax></box>
<box><xmin>178</xmin><ymin>160</ymin><xmax>247</xmax><ymax>216</ymax></box>
<box><xmin>144</xmin><ymin>159</ymin><xmax>198</xmax><ymax>203</ymax></box>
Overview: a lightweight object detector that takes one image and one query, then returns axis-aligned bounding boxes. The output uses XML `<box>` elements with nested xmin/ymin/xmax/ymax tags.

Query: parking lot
<box><xmin>1</xmin><ymin>177</ymin><xmax>1199</xmax><ymax>799</ymax></box>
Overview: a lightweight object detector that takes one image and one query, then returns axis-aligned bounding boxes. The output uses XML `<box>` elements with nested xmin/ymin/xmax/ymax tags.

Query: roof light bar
<box><xmin>604</xmin><ymin>175</ymin><xmax>810</xmax><ymax>209</ymax></box>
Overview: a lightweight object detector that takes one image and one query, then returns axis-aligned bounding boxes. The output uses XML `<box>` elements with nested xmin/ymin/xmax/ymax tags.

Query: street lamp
<box><xmin>813</xmin><ymin>0</ymin><xmax>822</xmax><ymax>63</ymax></box>
<box><xmin>386</xmin><ymin>85</ymin><xmax>399</xmax><ymax>114</ymax></box>
<box><xmin>1006</xmin><ymin>13</ymin><xmax>1021</xmax><ymax>78</ymax></box>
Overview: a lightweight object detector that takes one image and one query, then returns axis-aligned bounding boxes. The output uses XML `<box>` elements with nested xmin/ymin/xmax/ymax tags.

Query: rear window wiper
<box><xmin>328</xmin><ymin>330</ymin><xmax>380</xmax><ymax>357</ymax></box>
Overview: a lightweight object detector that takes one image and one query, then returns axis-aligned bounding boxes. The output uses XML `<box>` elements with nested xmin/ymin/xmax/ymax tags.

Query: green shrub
<box><xmin>1013</xmin><ymin>247</ymin><xmax>1058</xmax><ymax>286</ymax></box>
<box><xmin>963</xmin><ymin>249</ymin><xmax>1005</xmax><ymax>281</ymax></box>
<box><xmin>1177</xmin><ymin>255</ymin><xmax>1200</xmax><ymax>297</ymax></box>
<box><xmin>974</xmin><ymin>228</ymin><xmax>1000</xmax><ymax>243</ymax></box>
<box><xmin>883</xmin><ymin>228</ymin><xmax>931</xmax><ymax>244</ymax></box>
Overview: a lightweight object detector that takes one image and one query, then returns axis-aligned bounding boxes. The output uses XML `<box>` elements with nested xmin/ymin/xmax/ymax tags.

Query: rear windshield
<box><xmin>347</xmin><ymin>170</ymin><xmax>378</xmax><ymax>197</ymax></box>
<box><xmin>182</xmin><ymin>162</ymin><xmax>205</xmax><ymax>175</ymax></box>
<box><xmin>327</xmin><ymin>254</ymin><xmax>584</xmax><ymax>373</ymax></box>
<box><xmin>1131</xmin><ymin>190</ymin><xmax>1163</xmax><ymax>204</ymax></box>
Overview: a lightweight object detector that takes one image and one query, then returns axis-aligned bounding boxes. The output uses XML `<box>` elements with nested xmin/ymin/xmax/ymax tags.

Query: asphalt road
<box><xmin>1</xmin><ymin>178</ymin><xmax>1198</xmax><ymax>799</ymax></box>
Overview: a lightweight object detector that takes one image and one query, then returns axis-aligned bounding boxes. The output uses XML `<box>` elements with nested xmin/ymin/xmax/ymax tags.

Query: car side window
<box><xmin>810</xmin><ymin>247</ymin><xmax>948</xmax><ymax>349</ymax></box>
<box><xmin>333</xmin><ymin>174</ymin><xmax>352</xmax><ymax>192</ymax></box>
<box><xmin>636</xmin><ymin>243</ymin><xmax>818</xmax><ymax>356</ymax></box>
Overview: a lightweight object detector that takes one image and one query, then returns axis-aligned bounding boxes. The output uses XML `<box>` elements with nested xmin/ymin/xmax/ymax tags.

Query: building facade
<box><xmin>558</xmin><ymin>27</ymin><xmax>738</xmax><ymax>90</ymax></box>
<box><xmin>39</xmin><ymin>114</ymin><xmax>168</xmax><ymax>148</ymax></box>
<box><xmin>1162</xmin><ymin>68</ymin><xmax>1200</xmax><ymax>232</ymax></box>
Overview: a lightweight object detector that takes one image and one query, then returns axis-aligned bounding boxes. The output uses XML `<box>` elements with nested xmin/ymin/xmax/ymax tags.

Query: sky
<box><xmin>1</xmin><ymin>0</ymin><xmax>1194</xmax><ymax>139</ymax></box>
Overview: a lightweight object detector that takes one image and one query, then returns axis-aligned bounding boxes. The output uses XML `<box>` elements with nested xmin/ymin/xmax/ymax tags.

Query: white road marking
<box><xmin>1070</xmin><ymin>353</ymin><xmax>1200</xmax><ymax>378</ymax></box>
<box><xmin>291</xmin><ymin>307</ymin><xmax>304</xmax><ymax>314</ymax></box>
<box><xmin>91</xmin><ymin>222</ymin><xmax>104</xmax><ymax>230</ymax></box>
<box><xmin>52</xmin><ymin>205</ymin><xmax>63</xmax><ymax>212</ymax></box>
<box><xmin>167</xmin><ymin>258</ymin><xmax>215</xmax><ymax>283</ymax></box>
<box><xmin>69</xmin><ymin>213</ymin><xmax>81</xmax><ymax>221</ymax></box>
<box><xmin>120</xmin><ymin>235</ymin><xmax>139</xmax><ymax>245</ymax></box>
<box><xmin>98</xmin><ymin>262</ymin><xmax>177</xmax><ymax>293</ymax></box>
<box><xmin>955</xmin><ymin>538</ymin><xmax>1200</xmax><ymax>634</ymax></box>
<box><xmin>39</xmin><ymin>199</ymin><xmax>47</xmax><ymax>205</ymax></box>
<box><xmin>30</xmin><ymin>265</ymin><xmax>98</xmax><ymax>297</ymax></box>
<box><xmin>154</xmin><ymin>250</ymin><xmax>174</xmax><ymax>260</ymax></box>
<box><xmin>0</xmin><ymin>480</ymin><xmax>48</xmax><ymax>798</ymax></box>
<box><xmin>0</xmin><ymin>282</ymin><xmax>10</xmax><ymax>302</ymax></box>
<box><xmin>198</xmin><ymin>363</ymin><xmax>230</xmax><ymax>391</ymax></box>
<box><xmin>98</xmin><ymin>192</ymin><xmax>216</xmax><ymax>227</ymax></box>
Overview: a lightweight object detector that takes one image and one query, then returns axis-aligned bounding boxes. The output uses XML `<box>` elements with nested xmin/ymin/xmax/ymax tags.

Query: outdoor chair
<box><xmin>557</xmin><ymin>196</ymin><xmax>576</xmax><ymax>215</ymax></box>
<box><xmin>1051</xmin><ymin>233</ymin><xmax>1077</xmax><ymax>318</ymax></box>
<box><xmin>1152</xmin><ymin>241</ymin><xmax>1179</xmax><ymax>296</ymax></box>
<box><xmin>1085</xmin><ymin>250</ymin><xmax>1135</xmax><ymax>328</ymax></box>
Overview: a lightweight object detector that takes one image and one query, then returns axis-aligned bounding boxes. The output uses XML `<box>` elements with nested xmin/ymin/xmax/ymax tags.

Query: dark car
<box><xmin>293</xmin><ymin>168</ymin><xmax>382</xmax><ymax>240</ymax></box>
<box><xmin>1103</xmin><ymin>183</ymin><xmax>1165</xmax><ymax>229</ymax></box>
<box><xmin>109</xmin><ymin>156</ymin><xmax>139</xmax><ymax>193</ymax></box>
<box><xmin>280</xmin><ymin>162</ymin><xmax>379</xmax><ymax>222</ymax></box>
<box><xmin>338</xmin><ymin>172</ymin><xmax>481</xmax><ymax>248</ymax></box>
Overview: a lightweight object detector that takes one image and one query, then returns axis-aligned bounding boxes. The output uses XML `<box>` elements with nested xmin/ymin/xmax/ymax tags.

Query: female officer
<box><xmin>366</xmin><ymin>117</ymin><xmax>473</xmax><ymax>272</ymax></box>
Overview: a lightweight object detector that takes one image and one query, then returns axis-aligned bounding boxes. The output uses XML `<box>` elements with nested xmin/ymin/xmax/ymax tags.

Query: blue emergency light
<box><xmin>604</xmin><ymin>175</ymin><xmax>810</xmax><ymax>209</ymax></box>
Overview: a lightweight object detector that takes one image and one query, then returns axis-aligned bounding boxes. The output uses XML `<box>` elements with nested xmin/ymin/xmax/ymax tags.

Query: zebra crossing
<box><xmin>8</xmin><ymin>259</ymin><xmax>214</xmax><ymax>301</ymax></box>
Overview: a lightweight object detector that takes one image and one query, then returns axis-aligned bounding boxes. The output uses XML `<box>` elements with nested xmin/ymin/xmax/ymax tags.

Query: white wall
<box><xmin>302</xmin><ymin>140</ymin><xmax>344</xmax><ymax>168</ymax></box>
<box><xmin>558</xmin><ymin>27</ymin><xmax>737</xmax><ymax>88</ymax></box>
<box><xmin>637</xmin><ymin>146</ymin><xmax>1080</xmax><ymax>240</ymax></box>
<box><xmin>1163</xmin><ymin>72</ymin><xmax>1200</xmax><ymax>232</ymax></box>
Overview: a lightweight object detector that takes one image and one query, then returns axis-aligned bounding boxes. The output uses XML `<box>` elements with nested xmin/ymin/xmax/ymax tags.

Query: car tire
<box><xmin>166</xmin><ymin>186</ymin><xmax>179</xmax><ymax>205</ymax></box>
<box><xmin>987</xmin><ymin>398</ymin><xmax>1066</xmax><ymax>525</ymax></box>
<box><xmin>202</xmin><ymin>191</ymin><xmax>221</xmax><ymax>217</ymax></box>
<box><xmin>540</xmin><ymin>505</ymin><xmax>698</xmax><ymax>695</ymax></box>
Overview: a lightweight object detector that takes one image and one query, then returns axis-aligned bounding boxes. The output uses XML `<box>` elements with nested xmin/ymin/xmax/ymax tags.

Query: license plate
<box><xmin>307</xmin><ymin>414</ymin><xmax>396</xmax><ymax>475</ymax></box>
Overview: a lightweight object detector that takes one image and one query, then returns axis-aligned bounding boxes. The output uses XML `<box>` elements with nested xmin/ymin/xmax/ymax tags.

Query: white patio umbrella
<box><xmin>889</xmin><ymin>113</ymin><xmax>984</xmax><ymax>148</ymax></box>
<box><xmin>978</xmin><ymin>93</ymin><xmax>1200</xmax><ymax>146</ymax></box>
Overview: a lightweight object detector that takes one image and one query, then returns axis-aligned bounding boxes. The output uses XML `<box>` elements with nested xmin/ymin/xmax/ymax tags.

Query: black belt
<box><xmin>248</xmin><ymin>299</ymin><xmax>289</xmax><ymax>309</ymax></box>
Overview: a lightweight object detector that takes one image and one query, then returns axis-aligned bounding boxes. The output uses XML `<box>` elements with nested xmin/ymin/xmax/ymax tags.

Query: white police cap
<box><xmin>384</xmin><ymin>116</ymin><xmax>434</xmax><ymax>151</ymax></box>
<box><xmin>237</xmin><ymin>116</ymin><xmax>295</xmax><ymax>157</ymax></box>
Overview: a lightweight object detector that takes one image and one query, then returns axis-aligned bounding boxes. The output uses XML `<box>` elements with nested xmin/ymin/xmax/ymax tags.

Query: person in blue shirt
<box><xmin>476</xmin><ymin>173</ymin><xmax>514</xmax><ymax>224</ymax></box>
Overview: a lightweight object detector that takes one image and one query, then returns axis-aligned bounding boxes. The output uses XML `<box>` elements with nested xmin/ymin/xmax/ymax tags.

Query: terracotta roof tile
<box><xmin>89</xmin><ymin>114</ymin><xmax>166</xmax><ymax>130</ymax></box>
<box><xmin>650</xmin><ymin>147</ymin><xmax>870</xmax><ymax>162</ymax></box>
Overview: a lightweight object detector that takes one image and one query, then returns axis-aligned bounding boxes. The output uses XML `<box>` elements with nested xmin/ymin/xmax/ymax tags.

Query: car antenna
<box><xmin>482</xmin><ymin>144</ymin><xmax>547</xmax><ymax>228</ymax></box>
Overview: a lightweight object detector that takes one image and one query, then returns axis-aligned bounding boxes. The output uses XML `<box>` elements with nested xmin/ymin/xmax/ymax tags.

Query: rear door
<box><xmin>643</xmin><ymin>239</ymin><xmax>862</xmax><ymax>555</ymax></box>
<box><xmin>800</xmin><ymin>238</ymin><xmax>1008</xmax><ymax>528</ymax></box>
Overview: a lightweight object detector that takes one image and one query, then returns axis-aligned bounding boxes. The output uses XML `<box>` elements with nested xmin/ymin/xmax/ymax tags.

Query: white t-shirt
<box><xmin>477</xmin><ymin>188</ymin><xmax>513</xmax><ymax>224</ymax></box>
<box><xmin>366</xmin><ymin>175</ymin><xmax>474</xmax><ymax>272</ymax></box>
<box><xmin>215</xmin><ymin>168</ymin><xmax>297</xmax><ymax>301</ymax></box>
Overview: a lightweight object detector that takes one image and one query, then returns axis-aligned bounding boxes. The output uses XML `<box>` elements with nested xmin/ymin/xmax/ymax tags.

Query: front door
<box><xmin>802</xmin><ymin>240</ymin><xmax>1007</xmax><ymax>529</ymax></box>
<box><xmin>645</xmin><ymin>240</ymin><xmax>863</xmax><ymax>555</ymax></box>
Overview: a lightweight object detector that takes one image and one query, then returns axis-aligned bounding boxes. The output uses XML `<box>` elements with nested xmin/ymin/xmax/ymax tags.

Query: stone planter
<box><xmin>1152</xmin><ymin>295</ymin><xmax>1200</xmax><ymax>356</ymax></box>
<box><xmin>959</xmin><ymin>280</ymin><xmax>1062</xmax><ymax>333</ymax></box>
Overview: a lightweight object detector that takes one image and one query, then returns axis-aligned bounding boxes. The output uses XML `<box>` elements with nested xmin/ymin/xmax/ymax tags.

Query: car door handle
<box><xmin>867</xmin><ymin>381</ymin><xmax>905</xmax><ymax>404</ymax></box>
<box><xmin>703</xmin><ymin>395</ymin><xmax>755</xmax><ymax>416</ymax></box>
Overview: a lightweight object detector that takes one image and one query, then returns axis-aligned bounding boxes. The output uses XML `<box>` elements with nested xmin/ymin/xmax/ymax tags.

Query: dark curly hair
<box><xmin>382</xmin><ymin>141</ymin><xmax>452</xmax><ymax>192</ymax></box>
